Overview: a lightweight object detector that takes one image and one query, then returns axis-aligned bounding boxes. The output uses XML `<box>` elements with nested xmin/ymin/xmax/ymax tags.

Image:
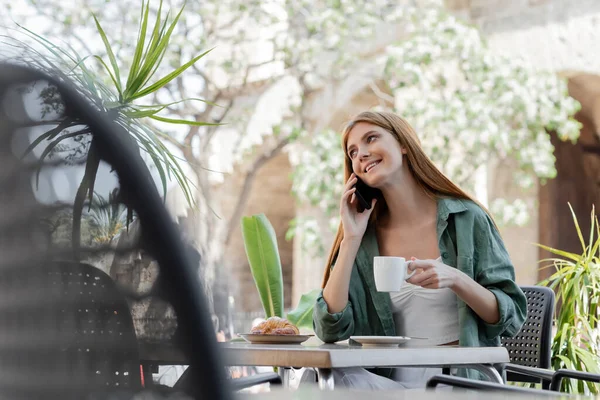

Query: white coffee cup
<box><xmin>373</xmin><ymin>256</ymin><xmax>416</xmax><ymax>292</ymax></box>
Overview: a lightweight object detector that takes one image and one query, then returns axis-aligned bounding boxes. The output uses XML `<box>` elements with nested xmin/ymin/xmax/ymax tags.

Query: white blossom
<box><xmin>291</xmin><ymin>1</ymin><xmax>581</xmax><ymax>237</ymax></box>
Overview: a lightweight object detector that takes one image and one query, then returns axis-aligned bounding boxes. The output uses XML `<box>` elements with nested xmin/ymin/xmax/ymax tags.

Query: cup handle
<box><xmin>406</xmin><ymin>263</ymin><xmax>416</xmax><ymax>280</ymax></box>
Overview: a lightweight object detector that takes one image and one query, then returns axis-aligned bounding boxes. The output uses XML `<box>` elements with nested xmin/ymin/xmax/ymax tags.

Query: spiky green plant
<box><xmin>538</xmin><ymin>204</ymin><xmax>600</xmax><ymax>394</ymax></box>
<box><xmin>87</xmin><ymin>191</ymin><xmax>128</xmax><ymax>244</ymax></box>
<box><xmin>1</xmin><ymin>0</ymin><xmax>216</xmax><ymax>249</ymax></box>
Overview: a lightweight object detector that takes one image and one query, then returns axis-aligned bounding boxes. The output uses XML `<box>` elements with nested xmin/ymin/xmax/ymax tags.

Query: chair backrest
<box><xmin>501</xmin><ymin>286</ymin><xmax>555</xmax><ymax>381</ymax></box>
<box><xmin>0</xmin><ymin>260</ymin><xmax>141</xmax><ymax>398</ymax></box>
<box><xmin>50</xmin><ymin>261</ymin><xmax>142</xmax><ymax>388</ymax></box>
<box><xmin>0</xmin><ymin>63</ymin><xmax>232</xmax><ymax>399</ymax></box>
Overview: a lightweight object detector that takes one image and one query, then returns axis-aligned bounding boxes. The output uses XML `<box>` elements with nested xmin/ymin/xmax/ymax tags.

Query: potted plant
<box><xmin>8</xmin><ymin>0</ymin><xmax>210</xmax><ymax>249</ymax></box>
<box><xmin>538</xmin><ymin>204</ymin><xmax>600</xmax><ymax>394</ymax></box>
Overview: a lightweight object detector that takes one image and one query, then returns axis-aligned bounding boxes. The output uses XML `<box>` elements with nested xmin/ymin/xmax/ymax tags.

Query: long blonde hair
<box><xmin>321</xmin><ymin>111</ymin><xmax>493</xmax><ymax>288</ymax></box>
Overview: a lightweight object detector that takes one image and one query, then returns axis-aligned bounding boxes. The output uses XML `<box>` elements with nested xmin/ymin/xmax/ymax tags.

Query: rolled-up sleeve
<box><xmin>473</xmin><ymin>211</ymin><xmax>527</xmax><ymax>339</ymax></box>
<box><xmin>313</xmin><ymin>290</ymin><xmax>355</xmax><ymax>343</ymax></box>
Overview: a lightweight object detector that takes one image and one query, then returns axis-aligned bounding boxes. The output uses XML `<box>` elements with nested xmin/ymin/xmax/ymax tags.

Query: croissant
<box><xmin>251</xmin><ymin>316</ymin><xmax>299</xmax><ymax>335</ymax></box>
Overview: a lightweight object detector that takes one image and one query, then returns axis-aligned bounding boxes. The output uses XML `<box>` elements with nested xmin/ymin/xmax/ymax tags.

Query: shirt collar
<box><xmin>437</xmin><ymin>197</ymin><xmax>468</xmax><ymax>221</ymax></box>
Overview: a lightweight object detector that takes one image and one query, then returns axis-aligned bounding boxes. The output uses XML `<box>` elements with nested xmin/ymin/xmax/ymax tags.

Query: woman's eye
<box><xmin>349</xmin><ymin>150</ymin><xmax>357</xmax><ymax>158</ymax></box>
<box><xmin>367</xmin><ymin>135</ymin><xmax>376</xmax><ymax>143</ymax></box>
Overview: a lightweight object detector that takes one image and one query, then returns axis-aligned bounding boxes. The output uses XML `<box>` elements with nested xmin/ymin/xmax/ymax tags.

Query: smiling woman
<box><xmin>312</xmin><ymin>110</ymin><xmax>527</xmax><ymax>390</ymax></box>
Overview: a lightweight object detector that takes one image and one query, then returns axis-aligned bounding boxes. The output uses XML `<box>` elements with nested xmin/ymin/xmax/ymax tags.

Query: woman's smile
<box><xmin>364</xmin><ymin>160</ymin><xmax>381</xmax><ymax>173</ymax></box>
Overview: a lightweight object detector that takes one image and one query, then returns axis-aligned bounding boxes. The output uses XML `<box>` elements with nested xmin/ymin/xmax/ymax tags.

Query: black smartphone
<box><xmin>354</xmin><ymin>178</ymin><xmax>380</xmax><ymax>213</ymax></box>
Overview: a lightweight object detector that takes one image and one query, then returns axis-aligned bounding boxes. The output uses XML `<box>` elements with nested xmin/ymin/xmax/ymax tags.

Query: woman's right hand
<box><xmin>340</xmin><ymin>173</ymin><xmax>377</xmax><ymax>240</ymax></box>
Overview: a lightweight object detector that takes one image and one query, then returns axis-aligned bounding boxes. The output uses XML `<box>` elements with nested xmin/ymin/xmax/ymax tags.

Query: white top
<box><xmin>389</xmin><ymin>257</ymin><xmax>459</xmax><ymax>348</ymax></box>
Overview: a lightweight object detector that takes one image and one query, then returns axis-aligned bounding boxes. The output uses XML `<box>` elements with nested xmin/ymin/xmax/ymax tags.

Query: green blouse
<box><xmin>313</xmin><ymin>197</ymin><xmax>527</xmax><ymax>380</ymax></box>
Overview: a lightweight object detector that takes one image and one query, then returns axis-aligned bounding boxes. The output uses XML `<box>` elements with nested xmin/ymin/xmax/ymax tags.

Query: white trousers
<box><xmin>300</xmin><ymin>367</ymin><xmax>450</xmax><ymax>391</ymax></box>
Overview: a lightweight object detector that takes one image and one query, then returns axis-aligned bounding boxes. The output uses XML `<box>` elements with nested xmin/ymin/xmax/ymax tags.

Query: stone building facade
<box><xmin>448</xmin><ymin>0</ymin><xmax>600</xmax><ymax>285</ymax></box>
<box><xmin>169</xmin><ymin>0</ymin><xmax>600</xmax><ymax>317</ymax></box>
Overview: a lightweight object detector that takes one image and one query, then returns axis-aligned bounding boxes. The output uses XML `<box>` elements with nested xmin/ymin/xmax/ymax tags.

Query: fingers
<box><xmin>407</xmin><ymin>270</ymin><xmax>440</xmax><ymax>288</ymax></box>
<box><xmin>342</xmin><ymin>187</ymin><xmax>356</xmax><ymax>203</ymax></box>
<box><xmin>344</xmin><ymin>173</ymin><xmax>358</xmax><ymax>191</ymax></box>
<box><xmin>418</xmin><ymin>276</ymin><xmax>439</xmax><ymax>288</ymax></box>
<box><xmin>406</xmin><ymin>269</ymin><xmax>433</xmax><ymax>285</ymax></box>
<box><xmin>407</xmin><ymin>258</ymin><xmax>434</xmax><ymax>271</ymax></box>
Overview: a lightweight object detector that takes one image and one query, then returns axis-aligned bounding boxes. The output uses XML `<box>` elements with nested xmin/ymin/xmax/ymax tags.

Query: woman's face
<box><xmin>346</xmin><ymin>122</ymin><xmax>406</xmax><ymax>187</ymax></box>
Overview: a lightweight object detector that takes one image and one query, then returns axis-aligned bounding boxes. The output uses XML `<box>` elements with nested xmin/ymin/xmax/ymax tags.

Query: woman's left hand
<box><xmin>406</xmin><ymin>257</ymin><xmax>460</xmax><ymax>289</ymax></box>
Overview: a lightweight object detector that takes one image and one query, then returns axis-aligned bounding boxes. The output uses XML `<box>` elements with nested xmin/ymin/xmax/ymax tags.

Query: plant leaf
<box><xmin>286</xmin><ymin>289</ymin><xmax>320</xmax><ymax>330</ymax></box>
<box><xmin>535</xmin><ymin>243</ymin><xmax>581</xmax><ymax>262</ymax></box>
<box><xmin>149</xmin><ymin>152</ymin><xmax>168</xmax><ymax>200</ymax></box>
<box><xmin>149</xmin><ymin>115</ymin><xmax>222</xmax><ymax>126</ymax></box>
<box><xmin>126</xmin><ymin>119</ymin><xmax>196</xmax><ymax>206</ymax></box>
<box><xmin>241</xmin><ymin>214</ymin><xmax>284</xmax><ymax>319</ymax></box>
<box><xmin>126</xmin><ymin>0</ymin><xmax>150</xmax><ymax>89</ymax></box>
<box><xmin>123</xmin><ymin>97</ymin><xmax>219</xmax><ymax>118</ymax></box>
<box><xmin>135</xmin><ymin>97</ymin><xmax>221</xmax><ymax>109</ymax></box>
<box><xmin>131</xmin><ymin>47</ymin><xmax>214</xmax><ymax>100</ymax></box>
<box><xmin>568</xmin><ymin>202</ymin><xmax>587</xmax><ymax>253</ymax></box>
<box><xmin>35</xmin><ymin>128</ymin><xmax>91</xmax><ymax>186</ymax></box>
<box><xmin>21</xmin><ymin>120</ymin><xmax>75</xmax><ymax>158</ymax></box>
<box><xmin>92</xmin><ymin>14</ymin><xmax>122</xmax><ymax>95</ymax></box>
<box><xmin>125</xmin><ymin>3</ymin><xmax>172</xmax><ymax>98</ymax></box>
<box><xmin>123</xmin><ymin>107</ymin><xmax>165</xmax><ymax>119</ymax></box>
<box><xmin>93</xmin><ymin>55</ymin><xmax>121</xmax><ymax>95</ymax></box>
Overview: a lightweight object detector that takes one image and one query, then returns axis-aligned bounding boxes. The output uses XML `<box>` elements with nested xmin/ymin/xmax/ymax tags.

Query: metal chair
<box><xmin>433</xmin><ymin>285</ymin><xmax>600</xmax><ymax>394</ymax></box>
<box><xmin>499</xmin><ymin>286</ymin><xmax>600</xmax><ymax>392</ymax></box>
<box><xmin>33</xmin><ymin>261</ymin><xmax>141</xmax><ymax>389</ymax></box>
<box><xmin>0</xmin><ymin>62</ymin><xmax>232</xmax><ymax>399</ymax></box>
<box><xmin>427</xmin><ymin>371</ymin><xmax>599</xmax><ymax>396</ymax></box>
<box><xmin>442</xmin><ymin>285</ymin><xmax>555</xmax><ymax>383</ymax></box>
<box><xmin>426</xmin><ymin>375</ymin><xmax>567</xmax><ymax>397</ymax></box>
<box><xmin>501</xmin><ymin>286</ymin><xmax>555</xmax><ymax>388</ymax></box>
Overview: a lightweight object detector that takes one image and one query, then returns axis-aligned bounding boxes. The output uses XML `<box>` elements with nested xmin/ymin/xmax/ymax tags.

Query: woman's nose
<box><xmin>358</xmin><ymin>148</ymin><xmax>370</xmax><ymax>159</ymax></box>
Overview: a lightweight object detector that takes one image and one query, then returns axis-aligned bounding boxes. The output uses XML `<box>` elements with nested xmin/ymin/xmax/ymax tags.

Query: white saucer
<box><xmin>349</xmin><ymin>336</ymin><xmax>411</xmax><ymax>346</ymax></box>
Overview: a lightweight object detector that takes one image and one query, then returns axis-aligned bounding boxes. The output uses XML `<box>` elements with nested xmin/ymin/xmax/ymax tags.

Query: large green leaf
<box><xmin>241</xmin><ymin>214</ymin><xmax>284</xmax><ymax>319</ymax></box>
<box><xmin>286</xmin><ymin>289</ymin><xmax>320</xmax><ymax>330</ymax></box>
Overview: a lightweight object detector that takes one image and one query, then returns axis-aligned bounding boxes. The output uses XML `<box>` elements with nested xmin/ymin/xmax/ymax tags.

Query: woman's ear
<box><xmin>401</xmin><ymin>147</ymin><xmax>408</xmax><ymax>155</ymax></box>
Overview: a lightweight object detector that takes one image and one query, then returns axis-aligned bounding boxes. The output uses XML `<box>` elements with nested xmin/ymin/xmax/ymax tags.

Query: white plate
<box><xmin>238</xmin><ymin>333</ymin><xmax>313</xmax><ymax>344</ymax></box>
<box><xmin>349</xmin><ymin>336</ymin><xmax>411</xmax><ymax>346</ymax></box>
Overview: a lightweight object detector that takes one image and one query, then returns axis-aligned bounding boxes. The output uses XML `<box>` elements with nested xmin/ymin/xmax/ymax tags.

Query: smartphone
<box><xmin>354</xmin><ymin>178</ymin><xmax>380</xmax><ymax>213</ymax></box>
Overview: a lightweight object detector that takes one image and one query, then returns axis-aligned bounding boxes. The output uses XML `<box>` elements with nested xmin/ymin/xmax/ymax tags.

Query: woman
<box><xmin>312</xmin><ymin>111</ymin><xmax>527</xmax><ymax>390</ymax></box>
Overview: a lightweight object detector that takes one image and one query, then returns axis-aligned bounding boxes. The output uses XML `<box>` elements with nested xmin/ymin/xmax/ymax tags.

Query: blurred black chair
<box><xmin>173</xmin><ymin>364</ymin><xmax>281</xmax><ymax>393</ymax></box>
<box><xmin>0</xmin><ymin>62</ymin><xmax>232</xmax><ymax>399</ymax></box>
<box><xmin>173</xmin><ymin>368</ymin><xmax>281</xmax><ymax>392</ymax></box>
<box><xmin>0</xmin><ymin>260</ymin><xmax>143</xmax><ymax>398</ymax></box>
<box><xmin>36</xmin><ymin>261</ymin><xmax>141</xmax><ymax>388</ymax></box>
